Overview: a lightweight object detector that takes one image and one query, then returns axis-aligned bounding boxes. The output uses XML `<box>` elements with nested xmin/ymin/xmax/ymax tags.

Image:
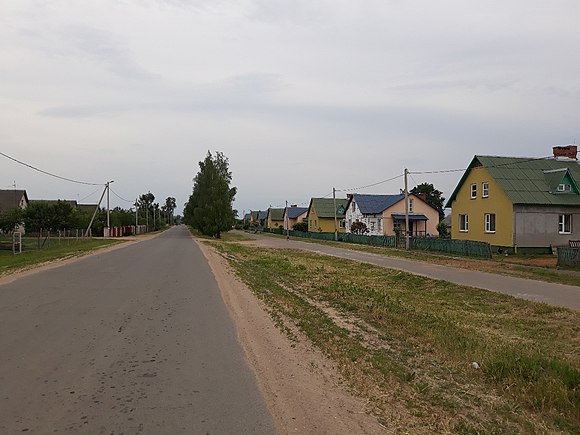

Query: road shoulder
<box><xmin>196</xmin><ymin>239</ymin><xmax>384</xmax><ymax>434</ymax></box>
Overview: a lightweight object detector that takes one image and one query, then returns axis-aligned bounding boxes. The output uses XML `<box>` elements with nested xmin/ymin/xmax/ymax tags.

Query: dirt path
<box><xmin>197</xmin><ymin>240</ymin><xmax>385</xmax><ymax>434</ymax></box>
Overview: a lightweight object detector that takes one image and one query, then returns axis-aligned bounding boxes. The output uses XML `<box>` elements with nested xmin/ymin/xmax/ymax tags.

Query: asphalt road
<box><xmin>244</xmin><ymin>232</ymin><xmax>580</xmax><ymax>310</ymax></box>
<box><xmin>0</xmin><ymin>226</ymin><xmax>274</xmax><ymax>434</ymax></box>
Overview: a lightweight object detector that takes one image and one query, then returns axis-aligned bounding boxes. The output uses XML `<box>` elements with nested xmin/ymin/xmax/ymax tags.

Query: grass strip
<box><xmin>0</xmin><ymin>239</ymin><xmax>120</xmax><ymax>275</ymax></box>
<box><xmin>210</xmin><ymin>239</ymin><xmax>580</xmax><ymax>433</ymax></box>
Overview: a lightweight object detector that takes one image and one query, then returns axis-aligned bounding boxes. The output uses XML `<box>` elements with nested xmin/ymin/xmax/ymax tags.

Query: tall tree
<box><xmin>138</xmin><ymin>192</ymin><xmax>155</xmax><ymax>230</ymax></box>
<box><xmin>184</xmin><ymin>151</ymin><xmax>237</xmax><ymax>238</ymax></box>
<box><xmin>164</xmin><ymin>197</ymin><xmax>176</xmax><ymax>224</ymax></box>
<box><xmin>410</xmin><ymin>183</ymin><xmax>445</xmax><ymax>220</ymax></box>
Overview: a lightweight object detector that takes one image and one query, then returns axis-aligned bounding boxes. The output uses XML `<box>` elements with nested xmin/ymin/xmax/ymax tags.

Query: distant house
<box><xmin>77</xmin><ymin>204</ymin><xmax>100</xmax><ymax>214</ymax></box>
<box><xmin>30</xmin><ymin>199</ymin><xmax>78</xmax><ymax>208</ymax></box>
<box><xmin>250</xmin><ymin>210</ymin><xmax>268</xmax><ymax>228</ymax></box>
<box><xmin>446</xmin><ymin>145</ymin><xmax>580</xmax><ymax>251</ymax></box>
<box><xmin>0</xmin><ymin>189</ymin><xmax>29</xmax><ymax>214</ymax></box>
<box><xmin>266</xmin><ymin>208</ymin><xmax>285</xmax><ymax>229</ymax></box>
<box><xmin>283</xmin><ymin>206</ymin><xmax>308</xmax><ymax>230</ymax></box>
<box><xmin>344</xmin><ymin>193</ymin><xmax>439</xmax><ymax>237</ymax></box>
<box><xmin>307</xmin><ymin>198</ymin><xmax>348</xmax><ymax>233</ymax></box>
<box><xmin>0</xmin><ymin>189</ymin><xmax>29</xmax><ymax>233</ymax></box>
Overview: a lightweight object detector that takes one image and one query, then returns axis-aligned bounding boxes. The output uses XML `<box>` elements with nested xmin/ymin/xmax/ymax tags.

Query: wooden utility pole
<box><xmin>333</xmin><ymin>187</ymin><xmax>338</xmax><ymax>241</ymax></box>
<box><xmin>404</xmin><ymin>168</ymin><xmax>410</xmax><ymax>250</ymax></box>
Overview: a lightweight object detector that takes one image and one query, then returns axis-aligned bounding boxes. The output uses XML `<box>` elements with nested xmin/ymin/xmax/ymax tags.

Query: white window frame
<box><xmin>459</xmin><ymin>214</ymin><xmax>469</xmax><ymax>232</ymax></box>
<box><xmin>559</xmin><ymin>214</ymin><xmax>572</xmax><ymax>234</ymax></box>
<box><xmin>557</xmin><ymin>184</ymin><xmax>571</xmax><ymax>192</ymax></box>
<box><xmin>339</xmin><ymin>219</ymin><xmax>346</xmax><ymax>229</ymax></box>
<box><xmin>482</xmin><ymin>182</ymin><xmax>489</xmax><ymax>198</ymax></box>
<box><xmin>484</xmin><ymin>213</ymin><xmax>496</xmax><ymax>233</ymax></box>
<box><xmin>470</xmin><ymin>184</ymin><xmax>477</xmax><ymax>199</ymax></box>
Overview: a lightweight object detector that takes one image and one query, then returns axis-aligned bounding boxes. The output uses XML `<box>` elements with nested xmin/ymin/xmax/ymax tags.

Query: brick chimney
<box><xmin>553</xmin><ymin>145</ymin><xmax>577</xmax><ymax>160</ymax></box>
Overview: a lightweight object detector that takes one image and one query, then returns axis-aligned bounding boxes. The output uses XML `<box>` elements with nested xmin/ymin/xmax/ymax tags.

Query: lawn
<box><xmin>0</xmin><ymin>238</ymin><xmax>120</xmax><ymax>276</ymax></box>
<box><xmin>207</xmin><ymin>238</ymin><xmax>580</xmax><ymax>434</ymax></box>
<box><xmin>257</xmin><ymin>231</ymin><xmax>580</xmax><ymax>287</ymax></box>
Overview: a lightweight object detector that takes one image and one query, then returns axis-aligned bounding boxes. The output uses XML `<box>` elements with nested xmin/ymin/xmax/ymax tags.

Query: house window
<box><xmin>559</xmin><ymin>214</ymin><xmax>572</xmax><ymax>234</ymax></box>
<box><xmin>408</xmin><ymin>198</ymin><xmax>414</xmax><ymax>213</ymax></box>
<box><xmin>339</xmin><ymin>220</ymin><xmax>346</xmax><ymax>228</ymax></box>
<box><xmin>459</xmin><ymin>214</ymin><xmax>469</xmax><ymax>232</ymax></box>
<box><xmin>482</xmin><ymin>182</ymin><xmax>489</xmax><ymax>198</ymax></box>
<box><xmin>470</xmin><ymin>184</ymin><xmax>477</xmax><ymax>199</ymax></box>
<box><xmin>484</xmin><ymin>213</ymin><xmax>496</xmax><ymax>233</ymax></box>
<box><xmin>370</xmin><ymin>221</ymin><xmax>375</xmax><ymax>232</ymax></box>
<box><xmin>557</xmin><ymin>184</ymin><xmax>572</xmax><ymax>192</ymax></box>
<box><xmin>352</xmin><ymin>202</ymin><xmax>356</xmax><ymax>212</ymax></box>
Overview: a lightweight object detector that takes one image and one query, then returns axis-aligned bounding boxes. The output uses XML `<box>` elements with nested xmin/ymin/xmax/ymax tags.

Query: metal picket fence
<box><xmin>556</xmin><ymin>247</ymin><xmax>580</xmax><ymax>267</ymax></box>
<box><xmin>263</xmin><ymin>228</ymin><xmax>492</xmax><ymax>258</ymax></box>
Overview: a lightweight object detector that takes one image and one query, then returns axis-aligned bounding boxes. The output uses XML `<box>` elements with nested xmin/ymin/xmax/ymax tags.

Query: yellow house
<box><xmin>266</xmin><ymin>208</ymin><xmax>285</xmax><ymax>228</ymax></box>
<box><xmin>307</xmin><ymin>198</ymin><xmax>348</xmax><ymax>233</ymax></box>
<box><xmin>447</xmin><ymin>147</ymin><xmax>580</xmax><ymax>251</ymax></box>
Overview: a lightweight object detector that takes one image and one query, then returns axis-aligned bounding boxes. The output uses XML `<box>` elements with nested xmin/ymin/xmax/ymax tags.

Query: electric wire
<box><xmin>78</xmin><ymin>187</ymin><xmax>103</xmax><ymax>202</ymax></box>
<box><xmin>336</xmin><ymin>173</ymin><xmax>404</xmax><ymax>192</ymax></box>
<box><xmin>109</xmin><ymin>188</ymin><xmax>135</xmax><ymax>204</ymax></box>
<box><xmin>0</xmin><ymin>151</ymin><xmax>103</xmax><ymax>186</ymax></box>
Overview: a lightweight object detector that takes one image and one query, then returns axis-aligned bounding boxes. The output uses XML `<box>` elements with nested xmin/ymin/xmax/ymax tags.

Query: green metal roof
<box><xmin>308</xmin><ymin>197</ymin><xmax>348</xmax><ymax>219</ymax></box>
<box><xmin>446</xmin><ymin>156</ymin><xmax>580</xmax><ymax>207</ymax></box>
<box><xmin>267</xmin><ymin>208</ymin><xmax>285</xmax><ymax>221</ymax></box>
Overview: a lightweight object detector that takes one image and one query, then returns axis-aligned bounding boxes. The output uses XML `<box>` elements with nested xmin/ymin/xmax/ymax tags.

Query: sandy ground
<box><xmin>196</xmin><ymin>239</ymin><xmax>385</xmax><ymax>434</ymax></box>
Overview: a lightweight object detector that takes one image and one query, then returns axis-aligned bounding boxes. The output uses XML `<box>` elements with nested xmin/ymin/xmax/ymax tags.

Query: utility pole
<box><xmin>135</xmin><ymin>198</ymin><xmax>138</xmax><ymax>233</ymax></box>
<box><xmin>85</xmin><ymin>185</ymin><xmax>107</xmax><ymax>237</ymax></box>
<box><xmin>333</xmin><ymin>187</ymin><xmax>338</xmax><ymax>241</ymax></box>
<box><xmin>404</xmin><ymin>168</ymin><xmax>410</xmax><ymax>250</ymax></box>
<box><xmin>285</xmin><ymin>200</ymin><xmax>289</xmax><ymax>239</ymax></box>
<box><xmin>105</xmin><ymin>180</ymin><xmax>114</xmax><ymax>237</ymax></box>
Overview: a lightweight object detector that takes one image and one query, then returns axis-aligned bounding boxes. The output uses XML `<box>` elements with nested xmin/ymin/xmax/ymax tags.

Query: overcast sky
<box><xmin>1</xmin><ymin>1</ymin><xmax>579</xmax><ymax>215</ymax></box>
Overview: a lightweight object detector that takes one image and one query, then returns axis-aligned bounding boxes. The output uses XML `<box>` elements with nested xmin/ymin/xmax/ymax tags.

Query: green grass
<box><xmin>257</xmin><ymin>231</ymin><xmax>580</xmax><ymax>287</ymax></box>
<box><xmin>207</xmin><ymin>238</ymin><xmax>580</xmax><ymax>433</ymax></box>
<box><xmin>0</xmin><ymin>238</ymin><xmax>120</xmax><ymax>275</ymax></box>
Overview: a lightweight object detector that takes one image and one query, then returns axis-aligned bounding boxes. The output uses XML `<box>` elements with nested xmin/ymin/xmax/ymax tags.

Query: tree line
<box><xmin>0</xmin><ymin>193</ymin><xmax>178</xmax><ymax>235</ymax></box>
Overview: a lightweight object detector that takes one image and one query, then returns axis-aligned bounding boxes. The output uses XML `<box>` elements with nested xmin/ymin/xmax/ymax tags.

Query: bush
<box><xmin>293</xmin><ymin>221</ymin><xmax>308</xmax><ymax>232</ymax></box>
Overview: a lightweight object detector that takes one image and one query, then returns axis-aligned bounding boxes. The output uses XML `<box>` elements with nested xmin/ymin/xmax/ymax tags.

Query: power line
<box><xmin>110</xmin><ymin>188</ymin><xmax>135</xmax><ymax>204</ymax></box>
<box><xmin>336</xmin><ymin>173</ymin><xmax>404</xmax><ymax>192</ymax></box>
<box><xmin>410</xmin><ymin>155</ymin><xmax>556</xmax><ymax>175</ymax></box>
<box><xmin>0</xmin><ymin>151</ymin><xmax>103</xmax><ymax>186</ymax></box>
<box><xmin>79</xmin><ymin>187</ymin><xmax>103</xmax><ymax>202</ymax></box>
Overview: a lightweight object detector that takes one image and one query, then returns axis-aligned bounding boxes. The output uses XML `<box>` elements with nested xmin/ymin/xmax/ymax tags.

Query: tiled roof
<box><xmin>348</xmin><ymin>193</ymin><xmax>405</xmax><ymax>214</ymax></box>
<box><xmin>308</xmin><ymin>198</ymin><xmax>348</xmax><ymax>218</ymax></box>
<box><xmin>0</xmin><ymin>189</ymin><xmax>27</xmax><ymax>213</ymax></box>
<box><xmin>286</xmin><ymin>206</ymin><xmax>308</xmax><ymax>219</ymax></box>
<box><xmin>257</xmin><ymin>210</ymin><xmax>268</xmax><ymax>220</ymax></box>
<box><xmin>447</xmin><ymin>156</ymin><xmax>580</xmax><ymax>207</ymax></box>
<box><xmin>268</xmin><ymin>208</ymin><xmax>284</xmax><ymax>221</ymax></box>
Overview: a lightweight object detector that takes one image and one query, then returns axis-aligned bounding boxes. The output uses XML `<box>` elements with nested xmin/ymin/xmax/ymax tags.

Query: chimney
<box><xmin>552</xmin><ymin>145</ymin><xmax>577</xmax><ymax>160</ymax></box>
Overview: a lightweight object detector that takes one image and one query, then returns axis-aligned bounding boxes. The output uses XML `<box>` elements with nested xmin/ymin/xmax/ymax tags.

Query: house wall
<box><xmin>286</xmin><ymin>211</ymin><xmax>307</xmax><ymax>230</ymax></box>
<box><xmin>450</xmin><ymin>167</ymin><xmax>513</xmax><ymax>246</ymax></box>
<box><xmin>308</xmin><ymin>207</ymin><xmax>345</xmax><ymax>233</ymax></box>
<box><xmin>384</xmin><ymin>198</ymin><xmax>440</xmax><ymax>236</ymax></box>
<box><xmin>267</xmin><ymin>216</ymin><xmax>284</xmax><ymax>228</ymax></box>
<box><xmin>514</xmin><ymin>205</ymin><xmax>580</xmax><ymax>247</ymax></box>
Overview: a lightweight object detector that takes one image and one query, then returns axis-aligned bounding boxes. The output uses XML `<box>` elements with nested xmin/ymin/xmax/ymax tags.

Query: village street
<box><xmin>240</xmin><ymin>232</ymin><xmax>580</xmax><ymax>310</ymax></box>
<box><xmin>0</xmin><ymin>226</ymin><xmax>274</xmax><ymax>434</ymax></box>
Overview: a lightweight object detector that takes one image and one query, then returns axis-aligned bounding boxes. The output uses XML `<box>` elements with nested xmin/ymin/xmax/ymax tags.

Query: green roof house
<box><xmin>446</xmin><ymin>145</ymin><xmax>580</xmax><ymax>251</ymax></box>
<box><xmin>307</xmin><ymin>197</ymin><xmax>348</xmax><ymax>233</ymax></box>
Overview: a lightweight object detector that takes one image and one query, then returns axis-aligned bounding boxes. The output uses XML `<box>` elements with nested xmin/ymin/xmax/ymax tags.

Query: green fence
<box><xmin>262</xmin><ymin>228</ymin><xmax>492</xmax><ymax>258</ymax></box>
<box><xmin>411</xmin><ymin>237</ymin><xmax>492</xmax><ymax>258</ymax></box>
<box><xmin>557</xmin><ymin>247</ymin><xmax>580</xmax><ymax>267</ymax></box>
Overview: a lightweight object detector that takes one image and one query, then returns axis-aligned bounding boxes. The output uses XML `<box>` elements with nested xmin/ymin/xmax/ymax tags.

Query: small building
<box><xmin>307</xmin><ymin>198</ymin><xmax>348</xmax><ymax>233</ymax></box>
<box><xmin>283</xmin><ymin>206</ymin><xmax>308</xmax><ymax>230</ymax></box>
<box><xmin>0</xmin><ymin>189</ymin><xmax>29</xmax><ymax>214</ymax></box>
<box><xmin>266</xmin><ymin>208</ymin><xmax>285</xmax><ymax>229</ymax></box>
<box><xmin>344</xmin><ymin>193</ymin><xmax>440</xmax><ymax>236</ymax></box>
<box><xmin>446</xmin><ymin>145</ymin><xmax>580</xmax><ymax>252</ymax></box>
